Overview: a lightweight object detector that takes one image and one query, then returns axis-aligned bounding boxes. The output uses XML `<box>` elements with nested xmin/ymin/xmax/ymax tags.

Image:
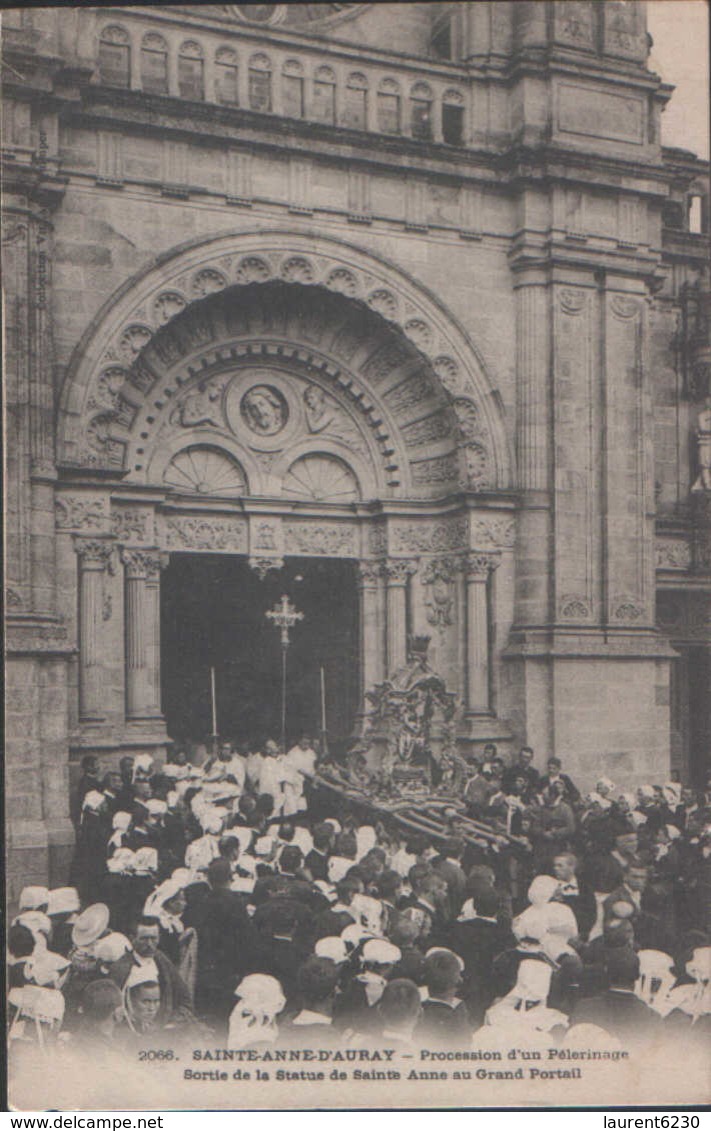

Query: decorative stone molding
<box><xmin>55</xmin><ymin>495</ymin><xmax>109</xmax><ymax>532</ymax></box>
<box><xmin>157</xmin><ymin>513</ymin><xmax>248</xmax><ymax>552</ymax></box>
<box><xmin>611</xmin><ymin>295</ymin><xmax>642</xmax><ymax>320</ymax></box>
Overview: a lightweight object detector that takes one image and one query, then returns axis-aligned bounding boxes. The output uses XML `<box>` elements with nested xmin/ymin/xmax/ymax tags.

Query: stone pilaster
<box><xmin>121</xmin><ymin>549</ymin><xmax>167</xmax><ymax>722</ymax></box>
<box><xmin>383</xmin><ymin>559</ymin><xmax>417</xmax><ymax>677</ymax></box>
<box><xmin>75</xmin><ymin>538</ymin><xmax>113</xmax><ymax>722</ymax></box>
<box><xmin>464</xmin><ymin>552</ymin><xmax>501</xmax><ymax>714</ymax></box>
<box><xmin>357</xmin><ymin>561</ymin><xmax>385</xmax><ymax>705</ymax></box>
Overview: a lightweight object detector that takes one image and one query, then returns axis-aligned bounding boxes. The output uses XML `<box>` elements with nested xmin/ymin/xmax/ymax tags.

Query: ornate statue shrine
<box><xmin>362</xmin><ymin>635</ymin><xmax>466</xmax><ymax>800</ymax></box>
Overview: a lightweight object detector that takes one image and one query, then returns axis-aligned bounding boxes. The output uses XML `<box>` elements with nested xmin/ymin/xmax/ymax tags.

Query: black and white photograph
<box><xmin>3</xmin><ymin>0</ymin><xmax>710</xmax><ymax>1112</ymax></box>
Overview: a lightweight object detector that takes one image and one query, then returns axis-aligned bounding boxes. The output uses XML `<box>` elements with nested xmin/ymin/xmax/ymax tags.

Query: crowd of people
<box><xmin>8</xmin><ymin>737</ymin><xmax>711</xmax><ymax>1062</ymax></box>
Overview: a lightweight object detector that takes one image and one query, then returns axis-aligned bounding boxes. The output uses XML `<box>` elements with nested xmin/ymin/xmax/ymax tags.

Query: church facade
<box><xmin>3</xmin><ymin>1</ymin><xmax>709</xmax><ymax>896</ymax></box>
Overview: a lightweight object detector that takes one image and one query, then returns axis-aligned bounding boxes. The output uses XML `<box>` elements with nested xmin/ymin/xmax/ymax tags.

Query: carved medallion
<box><xmin>240</xmin><ymin>384</ymin><xmax>289</xmax><ymax>437</ymax></box>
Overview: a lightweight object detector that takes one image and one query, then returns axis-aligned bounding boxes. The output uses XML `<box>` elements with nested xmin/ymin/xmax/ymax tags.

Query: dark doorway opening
<box><xmin>161</xmin><ymin>554</ymin><xmax>359</xmax><ymax>756</ymax></box>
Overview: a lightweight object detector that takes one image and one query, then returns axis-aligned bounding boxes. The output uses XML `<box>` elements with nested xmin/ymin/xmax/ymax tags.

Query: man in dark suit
<box><xmin>415</xmin><ymin>950</ymin><xmax>471</xmax><ymax>1045</ymax></box>
<box><xmin>570</xmin><ymin>949</ymin><xmax>662</xmax><ymax>1046</ymax></box>
<box><xmin>537</xmin><ymin>757</ymin><xmax>581</xmax><ymax>806</ymax></box>
<box><xmin>551</xmin><ymin>851</ymin><xmax>597</xmax><ymax>940</ymax></box>
<box><xmin>304</xmin><ymin>822</ymin><xmax>334</xmax><ymax>882</ymax></box>
<box><xmin>447</xmin><ymin>887</ymin><xmax>515</xmax><ymax>1025</ymax></box>
<box><xmin>433</xmin><ymin>837</ymin><xmax>467</xmax><ymax>919</ymax></box>
<box><xmin>603</xmin><ymin>859</ymin><xmax>650</xmax><ymax>926</ymax></box>
<box><xmin>253</xmin><ymin>902</ymin><xmax>311</xmax><ymax>1006</ymax></box>
<box><xmin>190</xmin><ymin>858</ymin><xmax>256</xmax><ymax>1025</ymax></box>
<box><xmin>502</xmin><ymin>747</ymin><xmax>540</xmax><ymax>796</ymax></box>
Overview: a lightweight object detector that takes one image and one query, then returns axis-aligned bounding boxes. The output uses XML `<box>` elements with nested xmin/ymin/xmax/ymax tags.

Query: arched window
<box><xmin>282</xmin><ymin>59</ymin><xmax>304</xmax><ymax>119</ymax></box>
<box><xmin>688</xmin><ymin>194</ymin><xmax>706</xmax><ymax>234</ymax></box>
<box><xmin>344</xmin><ymin>71</ymin><xmax>368</xmax><ymax>130</ymax></box>
<box><xmin>377</xmin><ymin>77</ymin><xmax>401</xmax><ymax>135</ymax></box>
<box><xmin>140</xmin><ymin>32</ymin><xmax>168</xmax><ymax>96</ymax></box>
<box><xmin>178</xmin><ymin>40</ymin><xmax>204</xmax><ymax>100</ymax></box>
<box><xmin>98</xmin><ymin>26</ymin><xmax>131</xmax><ymax>89</ymax></box>
<box><xmin>410</xmin><ymin>81</ymin><xmax>433</xmax><ymax>141</ymax></box>
<box><xmin>215</xmin><ymin>47</ymin><xmax>239</xmax><ymax>105</ymax></box>
<box><xmin>442</xmin><ymin>89</ymin><xmax>464</xmax><ymax>146</ymax></box>
<box><xmin>312</xmin><ymin>64</ymin><xmax>336</xmax><ymax>125</ymax></box>
<box><xmin>248</xmin><ymin>53</ymin><xmax>272</xmax><ymax>112</ymax></box>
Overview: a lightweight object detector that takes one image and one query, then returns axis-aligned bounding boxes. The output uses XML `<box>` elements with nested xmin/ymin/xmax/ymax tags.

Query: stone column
<box><xmin>465</xmin><ymin>551</ymin><xmax>500</xmax><ymax>714</ymax></box>
<box><xmin>383</xmin><ymin>560</ymin><xmax>417</xmax><ymax>677</ymax></box>
<box><xmin>122</xmin><ymin>549</ymin><xmax>166</xmax><ymax>722</ymax></box>
<box><xmin>75</xmin><ymin>537</ymin><xmax>113</xmax><ymax>722</ymax></box>
<box><xmin>357</xmin><ymin>562</ymin><xmax>385</xmax><ymax>702</ymax></box>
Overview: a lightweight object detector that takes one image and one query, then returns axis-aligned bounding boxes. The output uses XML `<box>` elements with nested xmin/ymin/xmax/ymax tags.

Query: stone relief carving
<box><xmin>462</xmin><ymin>443</ymin><xmax>490</xmax><ymax>491</ymax></box>
<box><xmin>170</xmin><ymin>379</ymin><xmax>226</xmax><ymax>429</ymax></box>
<box><xmin>159</xmin><ymin>514</ymin><xmax>248</xmax><ymax>552</ymax></box>
<box><xmin>70</xmin><ymin>240</ymin><xmax>505</xmax><ymax>491</ymax></box>
<box><xmin>253</xmin><ymin>520</ymin><xmax>279</xmax><ymax>551</ymax></box>
<box><xmin>369</xmin><ymin>525</ymin><xmax>388</xmax><ymax>556</ymax></box>
<box><xmin>692</xmin><ymin>397</ymin><xmax>711</xmax><ymax>492</ymax></box>
<box><xmin>655</xmin><ymin>539</ymin><xmax>692</xmax><ymax>571</ymax></box>
<box><xmin>422</xmin><ymin>557</ymin><xmax>457</xmax><ymax>628</ymax></box>
<box><xmin>74</xmin><ymin>537</ymin><xmax>115</xmax><ymax>567</ymax></box>
<box><xmin>325</xmin><ymin>268</ymin><xmax>358</xmax><ymax>297</ymax></box>
<box><xmin>111</xmin><ymin>507</ymin><xmax>153</xmax><ymax>544</ymax></box>
<box><xmin>393</xmin><ymin>518</ymin><xmax>468</xmax><ymax>555</ymax></box>
<box><xmin>249</xmin><ymin>556</ymin><xmax>284</xmax><ymax>580</ymax></box>
<box><xmin>6</xmin><ymin>587</ymin><xmax>23</xmax><ymax>609</ymax></box>
<box><xmin>401</xmin><ymin>411</ymin><xmax>452</xmax><ymax>449</ymax></box>
<box><xmin>555</xmin><ymin>0</ymin><xmax>593</xmax><ymax>44</ymax></box>
<box><xmin>367</xmin><ymin>289</ymin><xmax>398</xmax><ymax>320</ymax></box>
<box><xmin>382</xmin><ymin>559</ymin><xmax>418</xmax><ymax>584</ymax></box>
<box><xmin>611</xmin><ymin>599</ymin><xmax>646</xmax><ymax>622</ymax></box>
<box><xmin>559</xmin><ymin>288</ymin><xmax>588</xmax><ymax>315</ymax></box>
<box><xmin>241</xmin><ymin>385</ymin><xmax>289</xmax><ymax>436</ymax></box>
<box><xmin>283</xmin><ymin>522</ymin><xmax>357</xmax><ymax>557</ymax></box>
<box><xmin>383</xmin><ymin>374</ymin><xmax>434</xmax><ymax>415</ymax></box>
<box><xmin>121</xmin><ymin>548</ymin><xmax>166</xmax><ymax>579</ymax></box>
<box><xmin>154</xmin><ymin>292</ymin><xmax>187</xmax><ymax>325</ymax></box>
<box><xmin>470</xmin><ymin>517</ymin><xmax>516</xmax><ymax>549</ymax></box>
<box><xmin>465</xmin><ymin>551</ymin><xmax>501</xmax><ymax>578</ymax></box>
<box><xmin>192</xmin><ymin>268</ymin><xmax>227</xmax><ymax>297</ymax></box>
<box><xmin>611</xmin><ymin>295</ymin><xmax>641</xmax><ymax>320</ymax></box>
<box><xmin>559</xmin><ymin>595</ymin><xmax>591</xmax><ymax>620</ymax></box>
<box><xmin>411</xmin><ymin>453</ymin><xmax>459</xmax><ymax>485</ymax></box>
<box><xmin>93</xmin><ymin>367</ymin><xmax>128</xmax><ymax>412</ymax></box>
<box><xmin>303</xmin><ymin>384</ymin><xmax>367</xmax><ymax>458</ymax></box>
<box><xmin>55</xmin><ymin>495</ymin><xmax>109</xmax><ymax>531</ymax></box>
<box><xmin>118</xmin><ymin>324</ymin><xmax>152</xmax><ymax>362</ymax></box>
<box><xmin>454</xmin><ymin>398</ymin><xmax>486</xmax><ymax>443</ymax></box>
<box><xmin>357</xmin><ymin>561</ymin><xmax>382</xmax><ymax>587</ymax></box>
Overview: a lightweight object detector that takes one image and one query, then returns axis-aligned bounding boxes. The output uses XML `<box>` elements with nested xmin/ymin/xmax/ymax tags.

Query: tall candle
<box><xmin>210</xmin><ymin>666</ymin><xmax>217</xmax><ymax>736</ymax></box>
<box><xmin>320</xmin><ymin>665</ymin><xmax>326</xmax><ymax>733</ymax></box>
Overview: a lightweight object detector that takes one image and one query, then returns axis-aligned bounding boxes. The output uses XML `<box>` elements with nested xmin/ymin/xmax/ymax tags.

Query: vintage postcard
<box><xmin>3</xmin><ymin>0</ymin><xmax>710</xmax><ymax>1112</ymax></box>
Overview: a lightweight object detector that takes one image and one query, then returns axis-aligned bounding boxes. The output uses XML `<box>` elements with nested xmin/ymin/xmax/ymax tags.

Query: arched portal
<box><xmin>55</xmin><ymin>232</ymin><xmax>516</xmax><ymax>762</ymax></box>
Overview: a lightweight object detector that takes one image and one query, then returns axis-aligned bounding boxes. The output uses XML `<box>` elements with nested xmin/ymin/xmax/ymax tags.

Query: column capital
<box><xmin>383</xmin><ymin>558</ymin><xmax>418</xmax><ymax>584</ymax></box>
<box><xmin>465</xmin><ymin>551</ymin><xmax>502</xmax><ymax>579</ymax></box>
<box><xmin>121</xmin><ymin>548</ymin><xmax>167</xmax><ymax>580</ymax></box>
<box><xmin>357</xmin><ymin>561</ymin><xmax>383</xmax><ymax>587</ymax></box>
<box><xmin>74</xmin><ymin>536</ymin><xmax>114</xmax><ymax>568</ymax></box>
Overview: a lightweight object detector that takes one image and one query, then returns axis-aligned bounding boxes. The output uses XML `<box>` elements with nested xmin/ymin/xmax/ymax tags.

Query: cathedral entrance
<box><xmin>160</xmin><ymin>553</ymin><xmax>359</xmax><ymax>756</ymax></box>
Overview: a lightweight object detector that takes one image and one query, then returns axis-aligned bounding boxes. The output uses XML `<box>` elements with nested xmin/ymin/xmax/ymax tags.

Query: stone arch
<box><xmin>58</xmin><ymin>229</ymin><xmax>512</xmax><ymax>493</ymax></box>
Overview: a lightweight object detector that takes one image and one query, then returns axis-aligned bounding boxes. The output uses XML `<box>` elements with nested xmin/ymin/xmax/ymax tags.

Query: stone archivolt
<box><xmin>58</xmin><ymin>232</ymin><xmax>509</xmax><ymax>495</ymax></box>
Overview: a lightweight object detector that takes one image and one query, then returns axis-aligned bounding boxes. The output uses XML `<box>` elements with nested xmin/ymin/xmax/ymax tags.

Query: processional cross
<box><xmin>266</xmin><ymin>595</ymin><xmax>304</xmax><ymax>751</ymax></box>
